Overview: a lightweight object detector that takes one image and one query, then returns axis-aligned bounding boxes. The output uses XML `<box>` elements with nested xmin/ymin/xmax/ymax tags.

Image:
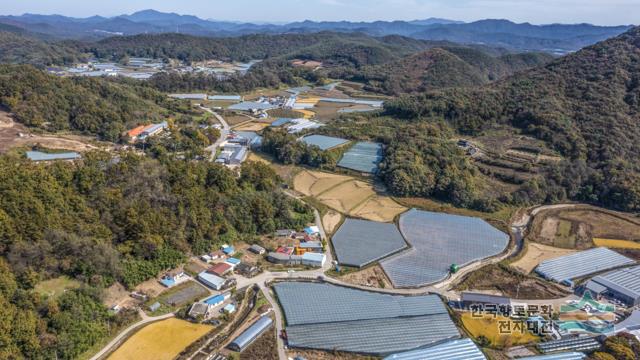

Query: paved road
<box><xmin>258</xmin><ymin>283</ymin><xmax>287</xmax><ymax>360</ymax></box>
<box><xmin>89</xmin><ymin>310</ymin><xmax>175</xmax><ymax>360</ymax></box>
<box><xmin>201</xmin><ymin>106</ymin><xmax>230</xmax><ymax>160</ymax></box>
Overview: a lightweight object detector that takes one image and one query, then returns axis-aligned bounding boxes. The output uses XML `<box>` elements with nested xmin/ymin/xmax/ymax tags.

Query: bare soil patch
<box><xmin>239</xmin><ymin>327</ymin><xmax>278</xmax><ymax>360</ymax></box>
<box><xmin>529</xmin><ymin>206</ymin><xmax>640</xmax><ymax>250</ymax></box>
<box><xmin>292</xmin><ymin>170</ymin><xmax>351</xmax><ymax>197</ymax></box>
<box><xmin>338</xmin><ymin>265</ymin><xmax>392</xmax><ymax>289</ymax></box>
<box><xmin>103</xmin><ymin>282</ymin><xmax>137</xmax><ymax>308</ymax></box>
<box><xmin>233</xmin><ymin>122</ymin><xmax>268</xmax><ymax>131</ymax></box>
<box><xmin>456</xmin><ymin>264</ymin><xmax>570</xmax><ymax>300</ymax></box>
<box><xmin>510</xmin><ymin>243</ymin><xmax>578</xmax><ymax>274</ymax></box>
<box><xmin>134</xmin><ymin>278</ymin><xmax>166</xmax><ymax>298</ymax></box>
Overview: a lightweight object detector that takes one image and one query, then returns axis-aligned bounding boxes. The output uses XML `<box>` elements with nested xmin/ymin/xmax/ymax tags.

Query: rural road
<box><xmin>201</xmin><ymin>106</ymin><xmax>230</xmax><ymax>160</ymax></box>
<box><xmin>90</xmin><ymin>185</ymin><xmax>578</xmax><ymax>360</ymax></box>
<box><xmin>89</xmin><ymin>310</ymin><xmax>175</xmax><ymax>360</ymax></box>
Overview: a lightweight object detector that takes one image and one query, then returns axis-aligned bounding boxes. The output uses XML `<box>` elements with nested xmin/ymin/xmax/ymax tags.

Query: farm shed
<box><xmin>208</xmin><ymin>95</ymin><xmax>242</xmax><ymax>101</ymax></box>
<box><xmin>586</xmin><ymin>264</ymin><xmax>640</xmax><ymax>306</ymax></box>
<box><xmin>228</xmin><ymin>101</ymin><xmax>276</xmax><ymax>111</ymax></box>
<box><xmin>381</xmin><ymin>209</ymin><xmax>509</xmax><ymax>287</ymax></box>
<box><xmin>535</xmin><ymin>247</ymin><xmax>635</xmax><ymax>284</ymax></box>
<box><xmin>228</xmin><ymin>316</ymin><xmax>273</xmax><ymax>352</ymax></box>
<box><xmin>274</xmin><ymin>282</ymin><xmax>459</xmax><ymax>355</ymax></box>
<box><xmin>332</xmin><ymin>218</ymin><xmax>407</xmax><ymax>268</ymax></box>
<box><xmin>266</xmin><ymin>252</ymin><xmax>302</xmax><ymax>265</ymax></box>
<box><xmin>270</xmin><ymin>118</ymin><xmax>293</xmax><ymax>127</ymax></box>
<box><xmin>337</xmin><ymin>141</ymin><xmax>384</xmax><ymax>174</ymax></box>
<box><xmin>301</xmin><ymin>252</ymin><xmax>325</xmax><ymax>267</ymax></box>
<box><xmin>300</xmin><ymin>135</ymin><xmax>349</xmax><ymax>150</ymax></box>
<box><xmin>208</xmin><ymin>263</ymin><xmax>232</xmax><ymax>277</ymax></box>
<box><xmin>197</xmin><ymin>271</ymin><xmax>226</xmax><ymax>290</ymax></box>
<box><xmin>249</xmin><ymin>244</ymin><xmax>266</xmax><ymax>255</ymax></box>
<box><xmin>384</xmin><ymin>338</ymin><xmax>486</xmax><ymax>360</ymax></box>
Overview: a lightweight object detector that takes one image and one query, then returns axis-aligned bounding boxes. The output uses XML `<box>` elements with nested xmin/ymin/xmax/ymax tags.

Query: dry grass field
<box><xmin>338</xmin><ymin>265</ymin><xmax>393</xmax><ymax>289</ymax></box>
<box><xmin>510</xmin><ymin>243</ymin><xmax>578</xmax><ymax>274</ymax></box>
<box><xmin>351</xmin><ymin>195</ymin><xmax>407</xmax><ymax>222</ymax></box>
<box><xmin>233</xmin><ymin>122</ymin><xmax>268</xmax><ymax>131</ymax></box>
<box><xmin>593</xmin><ymin>238</ymin><xmax>640</xmax><ymax>249</ymax></box>
<box><xmin>108</xmin><ymin>318</ymin><xmax>211</xmax><ymax>360</ymax></box>
<box><xmin>529</xmin><ymin>206</ymin><xmax>640</xmax><ymax>249</ymax></box>
<box><xmin>293</xmin><ymin>170</ymin><xmax>406</xmax><ymax>222</ymax></box>
<box><xmin>322</xmin><ymin>210</ymin><xmax>342</xmax><ymax>235</ymax></box>
<box><xmin>34</xmin><ymin>276</ymin><xmax>81</xmax><ymax>299</ymax></box>
<box><xmin>460</xmin><ymin>313</ymin><xmax>539</xmax><ymax>348</ymax></box>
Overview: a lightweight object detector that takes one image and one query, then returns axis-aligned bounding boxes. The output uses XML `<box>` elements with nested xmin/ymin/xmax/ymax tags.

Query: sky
<box><xmin>1</xmin><ymin>0</ymin><xmax>637</xmax><ymax>26</ymax></box>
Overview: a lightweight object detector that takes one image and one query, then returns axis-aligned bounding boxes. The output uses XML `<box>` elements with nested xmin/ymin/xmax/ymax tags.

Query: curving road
<box><xmin>200</xmin><ymin>106</ymin><xmax>230</xmax><ymax>160</ymax></box>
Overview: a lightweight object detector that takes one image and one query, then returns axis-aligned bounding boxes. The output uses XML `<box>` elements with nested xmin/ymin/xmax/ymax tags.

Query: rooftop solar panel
<box><xmin>332</xmin><ymin>218</ymin><xmax>407</xmax><ymax>267</ymax></box>
<box><xmin>381</xmin><ymin>209</ymin><xmax>509</xmax><ymax>287</ymax></box>
<box><xmin>338</xmin><ymin>141</ymin><xmax>384</xmax><ymax>173</ymax></box>
<box><xmin>300</xmin><ymin>135</ymin><xmax>349</xmax><ymax>150</ymax></box>
<box><xmin>535</xmin><ymin>247</ymin><xmax>635</xmax><ymax>282</ymax></box>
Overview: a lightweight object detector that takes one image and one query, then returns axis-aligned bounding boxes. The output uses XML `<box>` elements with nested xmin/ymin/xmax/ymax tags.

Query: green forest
<box><xmin>0</xmin><ymin>152</ymin><xmax>312</xmax><ymax>358</ymax></box>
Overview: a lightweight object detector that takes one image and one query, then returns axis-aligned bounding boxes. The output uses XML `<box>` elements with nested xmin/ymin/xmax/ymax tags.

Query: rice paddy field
<box><xmin>293</xmin><ymin>170</ymin><xmax>407</xmax><ymax>221</ymax></box>
<box><xmin>460</xmin><ymin>313</ymin><xmax>539</xmax><ymax>348</ymax></box>
<box><xmin>510</xmin><ymin>243</ymin><xmax>578</xmax><ymax>274</ymax></box>
<box><xmin>108</xmin><ymin>318</ymin><xmax>211</xmax><ymax>360</ymax></box>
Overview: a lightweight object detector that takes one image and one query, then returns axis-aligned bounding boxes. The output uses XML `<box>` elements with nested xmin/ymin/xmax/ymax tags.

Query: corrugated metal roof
<box><xmin>286</xmin><ymin>314</ymin><xmax>459</xmax><ymax>355</ymax></box>
<box><xmin>383</xmin><ymin>338</ymin><xmax>486</xmax><ymax>360</ymax></box>
<box><xmin>301</xmin><ymin>252</ymin><xmax>325</xmax><ymax>262</ymax></box>
<box><xmin>585</xmin><ymin>280</ymin><xmax>608</xmax><ymax>295</ymax></box>
<box><xmin>228</xmin><ymin>101</ymin><xmax>276</xmax><ymax>111</ymax></box>
<box><xmin>537</xmin><ymin>337</ymin><xmax>600</xmax><ymax>353</ymax></box>
<box><xmin>590</xmin><ymin>264</ymin><xmax>640</xmax><ymax>300</ymax></box>
<box><xmin>300</xmin><ymin>135</ymin><xmax>349</xmax><ymax>150</ymax></box>
<box><xmin>229</xmin><ymin>316</ymin><xmax>273</xmax><ymax>351</ymax></box>
<box><xmin>381</xmin><ymin>210</ymin><xmax>509</xmax><ymax>287</ymax></box>
<box><xmin>535</xmin><ymin>247</ymin><xmax>635</xmax><ymax>282</ymax></box>
<box><xmin>461</xmin><ymin>292</ymin><xmax>511</xmax><ymax>305</ymax></box>
<box><xmin>270</xmin><ymin>118</ymin><xmax>293</xmax><ymax>127</ymax></box>
<box><xmin>26</xmin><ymin>151</ymin><xmax>81</xmax><ymax>161</ymax></box>
<box><xmin>208</xmin><ymin>95</ymin><xmax>242</xmax><ymax>101</ymax></box>
<box><xmin>519</xmin><ymin>352</ymin><xmax>586</xmax><ymax>360</ymax></box>
<box><xmin>337</xmin><ymin>141</ymin><xmax>383</xmax><ymax>174</ymax></box>
<box><xmin>332</xmin><ymin>218</ymin><xmax>407</xmax><ymax>267</ymax></box>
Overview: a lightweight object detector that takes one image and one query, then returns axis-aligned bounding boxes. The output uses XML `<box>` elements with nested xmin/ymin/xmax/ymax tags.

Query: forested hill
<box><xmin>0</xmin><ymin>31</ymin><xmax>83</xmax><ymax>65</ymax></box>
<box><xmin>349</xmin><ymin>47</ymin><xmax>553</xmax><ymax>95</ymax></box>
<box><xmin>385</xmin><ymin>26</ymin><xmax>640</xmax><ymax>211</ymax></box>
<box><xmin>77</xmin><ymin>32</ymin><xmax>437</xmax><ymax>64</ymax></box>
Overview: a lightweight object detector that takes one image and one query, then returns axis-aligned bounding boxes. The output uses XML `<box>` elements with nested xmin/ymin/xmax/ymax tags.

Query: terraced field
<box><xmin>293</xmin><ymin>170</ymin><xmax>406</xmax><ymax>222</ymax></box>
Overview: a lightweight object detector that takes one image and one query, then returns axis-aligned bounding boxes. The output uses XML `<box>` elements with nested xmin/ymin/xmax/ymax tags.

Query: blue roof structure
<box><xmin>381</xmin><ymin>209</ymin><xmax>509</xmax><ymax>287</ymax></box>
<box><xmin>338</xmin><ymin>142</ymin><xmax>384</xmax><ymax>173</ymax></box>
<box><xmin>332</xmin><ymin>218</ymin><xmax>407</xmax><ymax>267</ymax></box>
<box><xmin>222</xmin><ymin>246</ymin><xmax>235</xmax><ymax>255</ymax></box>
<box><xmin>384</xmin><ymin>338</ymin><xmax>486</xmax><ymax>360</ymax></box>
<box><xmin>226</xmin><ymin>257</ymin><xmax>241</xmax><ymax>265</ymax></box>
<box><xmin>300</xmin><ymin>135</ymin><xmax>349</xmax><ymax>150</ymax></box>
<box><xmin>26</xmin><ymin>151</ymin><xmax>80</xmax><ymax>162</ymax></box>
<box><xmin>204</xmin><ymin>294</ymin><xmax>225</xmax><ymax>305</ymax></box>
<box><xmin>160</xmin><ymin>278</ymin><xmax>175</xmax><ymax>287</ymax></box>
<box><xmin>274</xmin><ymin>282</ymin><xmax>459</xmax><ymax>355</ymax></box>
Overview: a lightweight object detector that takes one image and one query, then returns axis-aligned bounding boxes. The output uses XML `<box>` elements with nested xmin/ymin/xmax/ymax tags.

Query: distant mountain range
<box><xmin>0</xmin><ymin>9</ymin><xmax>633</xmax><ymax>53</ymax></box>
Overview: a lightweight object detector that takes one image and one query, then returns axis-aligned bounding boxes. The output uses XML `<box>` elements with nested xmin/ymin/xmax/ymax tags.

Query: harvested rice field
<box><xmin>293</xmin><ymin>170</ymin><xmax>406</xmax><ymax>222</ymax></box>
<box><xmin>593</xmin><ymin>238</ymin><xmax>640</xmax><ymax>249</ymax></box>
<box><xmin>510</xmin><ymin>243</ymin><xmax>578</xmax><ymax>274</ymax></box>
<box><xmin>322</xmin><ymin>210</ymin><xmax>342</xmax><ymax>235</ymax></box>
<box><xmin>233</xmin><ymin>122</ymin><xmax>268</xmax><ymax>131</ymax></box>
<box><xmin>351</xmin><ymin>195</ymin><xmax>407</xmax><ymax>222</ymax></box>
<box><xmin>108</xmin><ymin>318</ymin><xmax>211</xmax><ymax>360</ymax></box>
<box><xmin>460</xmin><ymin>312</ymin><xmax>539</xmax><ymax>348</ymax></box>
<box><xmin>317</xmin><ymin>180</ymin><xmax>375</xmax><ymax>213</ymax></box>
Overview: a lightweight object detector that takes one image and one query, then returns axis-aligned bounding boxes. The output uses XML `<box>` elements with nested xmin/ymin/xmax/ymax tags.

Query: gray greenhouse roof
<box><xmin>381</xmin><ymin>209</ymin><xmax>509</xmax><ymax>287</ymax></box>
<box><xmin>535</xmin><ymin>247</ymin><xmax>635</xmax><ymax>282</ymax></box>
<box><xmin>384</xmin><ymin>338</ymin><xmax>486</xmax><ymax>360</ymax></box>
<box><xmin>300</xmin><ymin>134</ymin><xmax>349</xmax><ymax>150</ymax></box>
<box><xmin>229</xmin><ymin>316</ymin><xmax>273</xmax><ymax>351</ymax></box>
<box><xmin>337</xmin><ymin>141</ymin><xmax>383</xmax><ymax>174</ymax></box>
<box><xmin>518</xmin><ymin>353</ymin><xmax>586</xmax><ymax>360</ymax></box>
<box><xmin>26</xmin><ymin>151</ymin><xmax>80</xmax><ymax>161</ymax></box>
<box><xmin>274</xmin><ymin>282</ymin><xmax>458</xmax><ymax>355</ymax></box>
<box><xmin>332</xmin><ymin>218</ymin><xmax>407</xmax><ymax>267</ymax></box>
<box><xmin>590</xmin><ymin>264</ymin><xmax>640</xmax><ymax>300</ymax></box>
<box><xmin>228</xmin><ymin>101</ymin><xmax>276</xmax><ymax>111</ymax></box>
<box><xmin>286</xmin><ymin>314</ymin><xmax>459</xmax><ymax>356</ymax></box>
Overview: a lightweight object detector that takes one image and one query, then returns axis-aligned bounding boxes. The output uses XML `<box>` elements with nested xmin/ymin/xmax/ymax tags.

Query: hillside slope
<box><xmin>385</xmin><ymin>26</ymin><xmax>640</xmax><ymax>211</ymax></box>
